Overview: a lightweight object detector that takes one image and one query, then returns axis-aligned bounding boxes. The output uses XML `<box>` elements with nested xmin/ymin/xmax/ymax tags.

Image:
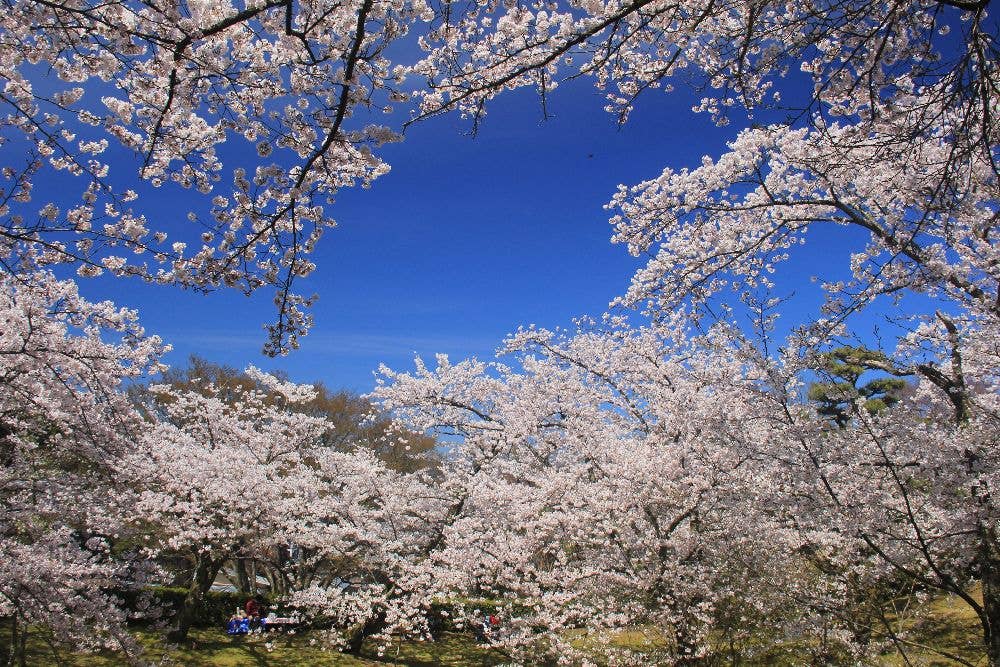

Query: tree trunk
<box><xmin>7</xmin><ymin>611</ymin><xmax>28</xmax><ymax>667</ymax></box>
<box><xmin>981</xmin><ymin>525</ymin><xmax>1000</xmax><ymax>667</ymax></box>
<box><xmin>167</xmin><ymin>554</ymin><xmax>223</xmax><ymax>644</ymax></box>
<box><xmin>4</xmin><ymin>613</ymin><xmax>26</xmax><ymax>667</ymax></box>
<box><xmin>235</xmin><ymin>558</ymin><xmax>251</xmax><ymax>594</ymax></box>
<box><xmin>344</xmin><ymin>610</ymin><xmax>386</xmax><ymax>656</ymax></box>
<box><xmin>260</xmin><ymin>562</ymin><xmax>285</xmax><ymax>597</ymax></box>
<box><xmin>673</xmin><ymin>627</ymin><xmax>704</xmax><ymax>667</ymax></box>
<box><xmin>15</xmin><ymin>626</ymin><xmax>23</xmax><ymax>667</ymax></box>
<box><xmin>2</xmin><ymin>613</ymin><xmax>17</xmax><ymax>667</ymax></box>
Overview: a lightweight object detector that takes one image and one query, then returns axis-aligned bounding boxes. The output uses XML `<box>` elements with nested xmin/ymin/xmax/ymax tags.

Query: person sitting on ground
<box><xmin>477</xmin><ymin>613</ymin><xmax>498</xmax><ymax>643</ymax></box>
<box><xmin>226</xmin><ymin>612</ymin><xmax>242</xmax><ymax>635</ymax></box>
<box><xmin>484</xmin><ymin>613</ymin><xmax>501</xmax><ymax>642</ymax></box>
<box><xmin>237</xmin><ymin>610</ymin><xmax>250</xmax><ymax>634</ymax></box>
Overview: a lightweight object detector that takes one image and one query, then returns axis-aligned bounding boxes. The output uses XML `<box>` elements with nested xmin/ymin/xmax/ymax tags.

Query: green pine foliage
<box><xmin>807</xmin><ymin>347</ymin><xmax>908</xmax><ymax>427</ymax></box>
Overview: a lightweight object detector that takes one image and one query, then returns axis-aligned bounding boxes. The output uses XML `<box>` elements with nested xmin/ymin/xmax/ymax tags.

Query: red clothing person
<box><xmin>245</xmin><ymin>598</ymin><xmax>260</xmax><ymax>617</ymax></box>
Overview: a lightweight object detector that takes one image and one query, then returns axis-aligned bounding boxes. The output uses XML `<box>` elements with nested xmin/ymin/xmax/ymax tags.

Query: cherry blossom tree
<box><xmin>798</xmin><ymin>320</ymin><xmax>1000</xmax><ymax>663</ymax></box>
<box><xmin>374</xmin><ymin>308</ymin><xmax>999</xmax><ymax>663</ymax></box>
<box><xmin>1</xmin><ymin>0</ymin><xmax>428</xmax><ymax>353</ymax></box>
<box><xmin>140</xmin><ymin>355</ymin><xmax>439</xmax><ymax>600</ymax></box>
<box><xmin>130</xmin><ymin>366</ymin><xmax>448</xmax><ymax>647</ymax></box>
<box><xmin>373</xmin><ymin>316</ymin><xmax>820</xmax><ymax>663</ymax></box>
<box><xmin>413</xmin><ymin>0</ymin><xmax>995</xmax><ymax>154</ymax></box>
<box><xmin>584</xmin><ymin>1</ymin><xmax>999</xmax><ymax>658</ymax></box>
<box><xmin>0</xmin><ymin>262</ymin><xmax>166</xmax><ymax>663</ymax></box>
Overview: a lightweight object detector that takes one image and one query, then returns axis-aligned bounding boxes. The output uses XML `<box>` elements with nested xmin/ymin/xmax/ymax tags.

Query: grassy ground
<box><xmin>11</xmin><ymin>589</ymin><xmax>988</xmax><ymax>666</ymax></box>
<box><xmin>877</xmin><ymin>587</ymin><xmax>985</xmax><ymax>667</ymax></box>
<box><xmin>21</xmin><ymin>627</ymin><xmax>511</xmax><ymax>666</ymax></box>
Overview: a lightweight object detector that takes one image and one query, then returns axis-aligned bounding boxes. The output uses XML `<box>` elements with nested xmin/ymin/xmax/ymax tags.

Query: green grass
<box><xmin>563</xmin><ymin>589</ymin><xmax>988</xmax><ymax>666</ymax></box>
<box><xmin>19</xmin><ymin>627</ymin><xmax>510</xmax><ymax>667</ymax></box>
<box><xmin>876</xmin><ymin>586</ymin><xmax>985</xmax><ymax>667</ymax></box>
<box><xmin>8</xmin><ymin>589</ymin><xmax>988</xmax><ymax>666</ymax></box>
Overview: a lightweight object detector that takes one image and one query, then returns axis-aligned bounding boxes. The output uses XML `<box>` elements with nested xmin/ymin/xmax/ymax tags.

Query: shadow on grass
<box><xmin>359</xmin><ymin>633</ymin><xmax>513</xmax><ymax>667</ymax></box>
